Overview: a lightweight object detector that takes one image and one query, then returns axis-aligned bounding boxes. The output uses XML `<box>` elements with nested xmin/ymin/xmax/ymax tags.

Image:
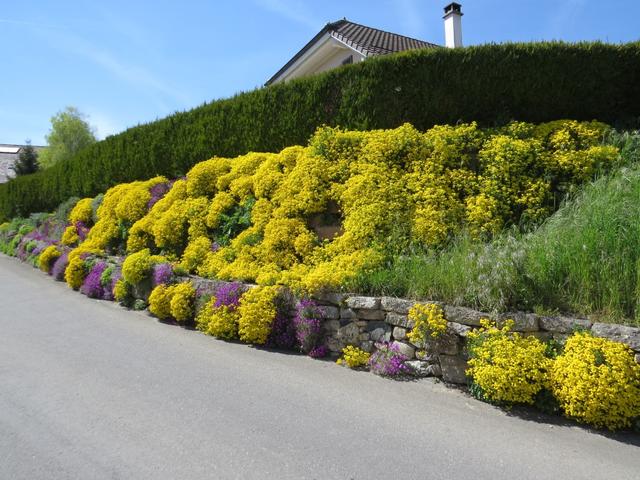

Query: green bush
<box><xmin>1</xmin><ymin>41</ymin><xmax>639</xmax><ymax>221</ymax></box>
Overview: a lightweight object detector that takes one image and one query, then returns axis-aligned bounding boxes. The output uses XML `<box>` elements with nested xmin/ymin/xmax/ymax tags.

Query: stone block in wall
<box><xmin>539</xmin><ymin>316</ymin><xmax>592</xmax><ymax>333</ymax></box>
<box><xmin>386</xmin><ymin>312</ymin><xmax>415</xmax><ymax>329</ymax></box>
<box><xmin>498</xmin><ymin>312</ymin><xmax>539</xmax><ymax>332</ymax></box>
<box><xmin>320</xmin><ymin>306</ymin><xmax>340</xmax><ymax>320</ymax></box>
<box><xmin>346</xmin><ymin>296</ymin><xmax>381</xmax><ymax>310</ymax></box>
<box><xmin>340</xmin><ymin>308</ymin><xmax>356</xmax><ymax>319</ymax></box>
<box><xmin>380</xmin><ymin>297</ymin><xmax>415</xmax><ymax>314</ymax></box>
<box><xmin>447</xmin><ymin>322</ymin><xmax>471</xmax><ymax>338</ymax></box>
<box><xmin>336</xmin><ymin>322</ymin><xmax>361</xmax><ymax>344</ymax></box>
<box><xmin>355</xmin><ymin>309</ymin><xmax>386</xmax><ymax>321</ymax></box>
<box><xmin>313</xmin><ymin>291</ymin><xmax>347</xmax><ymax>306</ymax></box>
<box><xmin>591</xmin><ymin>323</ymin><xmax>640</xmax><ymax>351</ymax></box>
<box><xmin>393</xmin><ymin>326</ymin><xmax>407</xmax><ymax>341</ymax></box>
<box><xmin>323</xmin><ymin>320</ymin><xmax>340</xmax><ymax>332</ymax></box>
<box><xmin>443</xmin><ymin>305</ymin><xmax>488</xmax><ymax>327</ymax></box>
<box><xmin>415</xmin><ymin>351</ymin><xmax>439</xmax><ymax>363</ymax></box>
<box><xmin>365</xmin><ymin>321</ymin><xmax>388</xmax><ymax>332</ymax></box>
<box><xmin>406</xmin><ymin>360</ymin><xmax>442</xmax><ymax>378</ymax></box>
<box><xmin>370</xmin><ymin>327</ymin><xmax>387</xmax><ymax>342</ymax></box>
<box><xmin>326</xmin><ymin>336</ymin><xmax>343</xmax><ymax>353</ymax></box>
<box><xmin>437</xmin><ymin>333</ymin><xmax>460</xmax><ymax>355</ymax></box>
<box><xmin>359</xmin><ymin>333</ymin><xmax>371</xmax><ymax>342</ymax></box>
<box><xmin>392</xmin><ymin>341</ymin><xmax>416</xmax><ymax>359</ymax></box>
<box><xmin>132</xmin><ymin>278</ymin><xmax>153</xmax><ymax>301</ymax></box>
<box><xmin>439</xmin><ymin>355</ymin><xmax>469</xmax><ymax>384</ymax></box>
<box><xmin>360</xmin><ymin>341</ymin><xmax>374</xmax><ymax>353</ymax></box>
<box><xmin>416</xmin><ymin>332</ymin><xmax>460</xmax><ymax>356</ymax></box>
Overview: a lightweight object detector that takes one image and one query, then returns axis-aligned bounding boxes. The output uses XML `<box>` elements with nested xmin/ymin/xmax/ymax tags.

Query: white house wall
<box><xmin>272</xmin><ymin>36</ymin><xmax>366</xmax><ymax>84</ymax></box>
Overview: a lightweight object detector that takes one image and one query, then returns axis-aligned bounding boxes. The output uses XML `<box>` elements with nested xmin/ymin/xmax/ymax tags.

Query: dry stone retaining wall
<box><xmin>187</xmin><ymin>277</ymin><xmax>640</xmax><ymax>384</ymax></box>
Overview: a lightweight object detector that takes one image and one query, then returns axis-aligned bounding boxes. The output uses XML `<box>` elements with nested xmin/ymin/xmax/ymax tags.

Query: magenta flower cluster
<box><xmin>368</xmin><ymin>342</ymin><xmax>411</xmax><ymax>377</ymax></box>
<box><xmin>293</xmin><ymin>299</ymin><xmax>325</xmax><ymax>355</ymax></box>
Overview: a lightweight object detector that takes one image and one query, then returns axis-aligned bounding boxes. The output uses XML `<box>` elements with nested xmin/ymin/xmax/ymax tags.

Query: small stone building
<box><xmin>0</xmin><ymin>144</ymin><xmax>45</xmax><ymax>183</ymax></box>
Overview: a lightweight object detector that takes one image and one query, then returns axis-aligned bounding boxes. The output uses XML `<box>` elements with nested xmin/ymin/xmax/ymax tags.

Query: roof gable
<box><xmin>266</xmin><ymin>19</ymin><xmax>439</xmax><ymax>85</ymax></box>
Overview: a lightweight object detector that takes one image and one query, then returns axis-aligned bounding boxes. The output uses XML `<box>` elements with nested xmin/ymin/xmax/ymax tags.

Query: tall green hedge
<box><xmin>2</xmin><ymin>41</ymin><xmax>639</xmax><ymax>221</ymax></box>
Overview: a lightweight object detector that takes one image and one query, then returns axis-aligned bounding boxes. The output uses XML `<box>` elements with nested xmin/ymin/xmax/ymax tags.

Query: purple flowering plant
<box><xmin>368</xmin><ymin>342</ymin><xmax>411</xmax><ymax>377</ymax></box>
<box><xmin>308</xmin><ymin>345</ymin><xmax>329</xmax><ymax>359</ymax></box>
<box><xmin>293</xmin><ymin>298</ymin><xmax>325</xmax><ymax>355</ymax></box>
<box><xmin>51</xmin><ymin>250</ymin><xmax>70</xmax><ymax>281</ymax></box>
<box><xmin>81</xmin><ymin>261</ymin><xmax>107</xmax><ymax>298</ymax></box>
<box><xmin>267</xmin><ymin>308</ymin><xmax>297</xmax><ymax>350</ymax></box>
<box><xmin>213</xmin><ymin>282</ymin><xmax>243</xmax><ymax>309</ymax></box>
<box><xmin>75</xmin><ymin>221</ymin><xmax>89</xmax><ymax>242</ymax></box>
<box><xmin>152</xmin><ymin>262</ymin><xmax>174</xmax><ymax>287</ymax></box>
<box><xmin>147</xmin><ymin>181</ymin><xmax>173</xmax><ymax>210</ymax></box>
<box><xmin>104</xmin><ymin>267</ymin><xmax>122</xmax><ymax>301</ymax></box>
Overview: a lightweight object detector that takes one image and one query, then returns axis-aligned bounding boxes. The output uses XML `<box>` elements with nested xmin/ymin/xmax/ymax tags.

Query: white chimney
<box><xmin>443</xmin><ymin>2</ymin><xmax>463</xmax><ymax>48</ymax></box>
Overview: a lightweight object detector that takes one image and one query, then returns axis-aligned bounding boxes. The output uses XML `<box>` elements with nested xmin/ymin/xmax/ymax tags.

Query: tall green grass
<box><xmin>351</xmin><ymin>131</ymin><xmax>640</xmax><ymax>325</ymax></box>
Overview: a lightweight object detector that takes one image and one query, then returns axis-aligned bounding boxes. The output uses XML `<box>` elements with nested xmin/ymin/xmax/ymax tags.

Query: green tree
<box><xmin>10</xmin><ymin>140</ymin><xmax>40</xmax><ymax>176</ymax></box>
<box><xmin>39</xmin><ymin>106</ymin><xmax>97</xmax><ymax>169</ymax></box>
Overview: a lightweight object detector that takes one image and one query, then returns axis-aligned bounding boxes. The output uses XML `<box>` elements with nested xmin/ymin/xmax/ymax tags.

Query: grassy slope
<box><xmin>350</xmin><ymin>132</ymin><xmax>640</xmax><ymax>326</ymax></box>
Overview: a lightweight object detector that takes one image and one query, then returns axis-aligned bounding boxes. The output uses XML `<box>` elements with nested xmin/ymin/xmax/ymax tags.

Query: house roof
<box><xmin>0</xmin><ymin>143</ymin><xmax>45</xmax><ymax>184</ymax></box>
<box><xmin>266</xmin><ymin>19</ymin><xmax>440</xmax><ymax>85</ymax></box>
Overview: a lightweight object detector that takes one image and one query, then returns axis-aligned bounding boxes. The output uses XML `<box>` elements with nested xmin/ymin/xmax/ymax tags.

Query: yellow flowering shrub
<box><xmin>68</xmin><ymin>198</ymin><xmax>94</xmax><ymax>224</ymax></box>
<box><xmin>336</xmin><ymin>345</ymin><xmax>371</xmax><ymax>368</ymax></box>
<box><xmin>407</xmin><ymin>303</ymin><xmax>447</xmax><ymax>344</ymax></box>
<box><xmin>169</xmin><ymin>282</ymin><xmax>196</xmax><ymax>323</ymax></box>
<box><xmin>38</xmin><ymin>245</ymin><xmax>61</xmax><ymax>272</ymax></box>
<box><xmin>237</xmin><ymin>286</ymin><xmax>279</xmax><ymax>345</ymax></box>
<box><xmin>61</xmin><ymin>225</ymin><xmax>80</xmax><ymax>246</ymax></box>
<box><xmin>148</xmin><ymin>284</ymin><xmax>174</xmax><ymax>320</ymax></box>
<box><xmin>467</xmin><ymin>320</ymin><xmax>552</xmax><ymax>405</ymax></box>
<box><xmin>122</xmin><ymin>248</ymin><xmax>153</xmax><ymax>284</ymax></box>
<box><xmin>114</xmin><ymin>279</ymin><xmax>133</xmax><ymax>304</ymax></box>
<box><xmin>186</xmin><ymin>157</ymin><xmax>231</xmax><ymax>198</ymax></box>
<box><xmin>66</xmin><ymin>120</ymin><xmax>617</xmax><ymax>295</ymax></box>
<box><xmin>72</xmin><ymin>177</ymin><xmax>167</xmax><ymax>255</ymax></box>
<box><xmin>181</xmin><ymin>236</ymin><xmax>212</xmax><ymax>273</ymax></box>
<box><xmin>550</xmin><ymin>332</ymin><xmax>640</xmax><ymax>430</ymax></box>
<box><xmin>205</xmin><ymin>191</ymin><xmax>236</xmax><ymax>229</ymax></box>
<box><xmin>65</xmin><ymin>254</ymin><xmax>88</xmax><ymax>290</ymax></box>
<box><xmin>127</xmin><ymin>215</ymin><xmax>154</xmax><ymax>253</ymax></box>
<box><xmin>196</xmin><ymin>298</ymin><xmax>239</xmax><ymax>340</ymax></box>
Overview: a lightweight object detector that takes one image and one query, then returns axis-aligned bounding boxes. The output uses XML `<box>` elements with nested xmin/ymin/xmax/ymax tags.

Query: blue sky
<box><xmin>1</xmin><ymin>0</ymin><xmax>639</xmax><ymax>145</ymax></box>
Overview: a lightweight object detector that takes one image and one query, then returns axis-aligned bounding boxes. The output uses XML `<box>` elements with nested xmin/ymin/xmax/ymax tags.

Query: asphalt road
<box><xmin>1</xmin><ymin>254</ymin><xmax>638</xmax><ymax>480</ymax></box>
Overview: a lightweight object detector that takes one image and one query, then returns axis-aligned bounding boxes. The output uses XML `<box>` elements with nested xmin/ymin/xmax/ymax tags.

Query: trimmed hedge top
<box><xmin>2</xmin><ymin>41</ymin><xmax>639</xmax><ymax>221</ymax></box>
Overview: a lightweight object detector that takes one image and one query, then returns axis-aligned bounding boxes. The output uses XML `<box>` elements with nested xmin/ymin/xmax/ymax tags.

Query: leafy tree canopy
<box><xmin>39</xmin><ymin>106</ymin><xmax>97</xmax><ymax>169</ymax></box>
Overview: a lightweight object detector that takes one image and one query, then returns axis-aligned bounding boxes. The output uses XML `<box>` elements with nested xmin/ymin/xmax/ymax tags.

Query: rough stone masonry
<box><xmin>187</xmin><ymin>277</ymin><xmax>640</xmax><ymax>384</ymax></box>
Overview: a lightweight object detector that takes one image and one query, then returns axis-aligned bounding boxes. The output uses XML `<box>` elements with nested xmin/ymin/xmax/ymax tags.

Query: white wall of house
<box><xmin>271</xmin><ymin>34</ymin><xmax>366</xmax><ymax>85</ymax></box>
